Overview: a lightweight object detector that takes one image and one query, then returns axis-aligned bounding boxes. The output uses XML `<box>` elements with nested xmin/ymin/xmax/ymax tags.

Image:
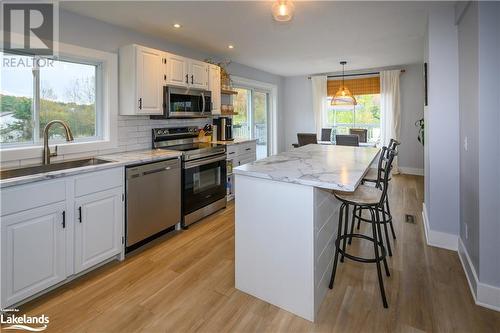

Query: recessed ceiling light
<box><xmin>228</xmin><ymin>45</ymin><xmax>234</xmax><ymax>49</ymax></box>
<box><xmin>173</xmin><ymin>23</ymin><xmax>181</xmax><ymax>29</ymax></box>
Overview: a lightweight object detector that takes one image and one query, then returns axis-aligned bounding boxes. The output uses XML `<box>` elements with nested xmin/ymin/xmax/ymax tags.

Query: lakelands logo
<box><xmin>1</xmin><ymin>309</ymin><xmax>49</xmax><ymax>331</ymax></box>
<box><xmin>1</xmin><ymin>1</ymin><xmax>59</xmax><ymax>56</ymax></box>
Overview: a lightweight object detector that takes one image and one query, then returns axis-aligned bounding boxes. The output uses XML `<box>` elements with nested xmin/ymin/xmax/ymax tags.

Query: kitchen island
<box><xmin>233</xmin><ymin>144</ymin><xmax>379</xmax><ymax>321</ymax></box>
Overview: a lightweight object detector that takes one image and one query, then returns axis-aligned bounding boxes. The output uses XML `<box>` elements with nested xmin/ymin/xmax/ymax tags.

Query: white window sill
<box><xmin>0</xmin><ymin>139</ymin><xmax>118</xmax><ymax>163</ymax></box>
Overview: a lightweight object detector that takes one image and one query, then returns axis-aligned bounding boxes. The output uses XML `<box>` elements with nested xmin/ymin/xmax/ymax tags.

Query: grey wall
<box><xmin>398</xmin><ymin>64</ymin><xmax>424</xmax><ymax>171</ymax></box>
<box><xmin>425</xmin><ymin>4</ymin><xmax>460</xmax><ymax>236</ymax></box>
<box><xmin>458</xmin><ymin>1</ymin><xmax>480</xmax><ymax>277</ymax></box>
<box><xmin>477</xmin><ymin>2</ymin><xmax>500</xmax><ymax>287</ymax></box>
<box><xmin>457</xmin><ymin>1</ymin><xmax>500</xmax><ymax>287</ymax></box>
<box><xmin>59</xmin><ymin>9</ymin><xmax>287</xmax><ymax>153</ymax></box>
<box><xmin>282</xmin><ymin>65</ymin><xmax>424</xmax><ymax>172</ymax></box>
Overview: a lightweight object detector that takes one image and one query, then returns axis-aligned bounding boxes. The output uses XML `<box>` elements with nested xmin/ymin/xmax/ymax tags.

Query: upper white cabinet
<box><xmin>119</xmin><ymin>44</ymin><xmax>165</xmax><ymax>115</ymax></box>
<box><xmin>74</xmin><ymin>187</ymin><xmax>123</xmax><ymax>274</ymax></box>
<box><xmin>166</xmin><ymin>53</ymin><xmax>189</xmax><ymax>87</ymax></box>
<box><xmin>189</xmin><ymin>60</ymin><xmax>209</xmax><ymax>90</ymax></box>
<box><xmin>1</xmin><ymin>202</ymin><xmax>67</xmax><ymax>306</ymax></box>
<box><xmin>209</xmin><ymin>64</ymin><xmax>221</xmax><ymax>114</ymax></box>
<box><xmin>120</xmin><ymin>44</ymin><xmax>216</xmax><ymax>115</ymax></box>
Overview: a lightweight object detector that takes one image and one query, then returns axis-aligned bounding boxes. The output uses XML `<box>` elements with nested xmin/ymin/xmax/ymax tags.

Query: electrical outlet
<box><xmin>464</xmin><ymin>136</ymin><xmax>468</xmax><ymax>152</ymax></box>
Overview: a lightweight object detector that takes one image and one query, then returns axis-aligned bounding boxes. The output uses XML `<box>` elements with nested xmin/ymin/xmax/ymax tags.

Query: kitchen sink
<box><xmin>0</xmin><ymin>158</ymin><xmax>113</xmax><ymax>180</ymax></box>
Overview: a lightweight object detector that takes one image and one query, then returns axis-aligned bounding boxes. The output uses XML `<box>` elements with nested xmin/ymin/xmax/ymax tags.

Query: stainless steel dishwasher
<box><xmin>126</xmin><ymin>157</ymin><xmax>181</xmax><ymax>249</ymax></box>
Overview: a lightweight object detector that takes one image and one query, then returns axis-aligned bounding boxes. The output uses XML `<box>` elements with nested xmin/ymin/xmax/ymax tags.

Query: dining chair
<box><xmin>321</xmin><ymin>128</ymin><xmax>332</xmax><ymax>142</ymax></box>
<box><xmin>335</xmin><ymin>134</ymin><xmax>359</xmax><ymax>146</ymax></box>
<box><xmin>349</xmin><ymin>128</ymin><xmax>368</xmax><ymax>143</ymax></box>
<box><xmin>293</xmin><ymin>133</ymin><xmax>317</xmax><ymax>147</ymax></box>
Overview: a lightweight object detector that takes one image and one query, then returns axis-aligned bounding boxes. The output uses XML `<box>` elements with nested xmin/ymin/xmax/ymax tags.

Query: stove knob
<box><xmin>164</xmin><ymin>129</ymin><xmax>169</xmax><ymax>134</ymax></box>
<box><xmin>157</xmin><ymin>130</ymin><xmax>162</xmax><ymax>136</ymax></box>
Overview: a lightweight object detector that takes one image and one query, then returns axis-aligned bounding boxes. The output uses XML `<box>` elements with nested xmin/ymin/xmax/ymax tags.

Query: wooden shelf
<box><xmin>221</xmin><ymin>88</ymin><xmax>238</xmax><ymax>95</ymax></box>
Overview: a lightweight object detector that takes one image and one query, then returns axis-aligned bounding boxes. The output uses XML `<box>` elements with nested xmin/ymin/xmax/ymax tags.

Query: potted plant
<box><xmin>415</xmin><ymin>118</ymin><xmax>424</xmax><ymax>145</ymax></box>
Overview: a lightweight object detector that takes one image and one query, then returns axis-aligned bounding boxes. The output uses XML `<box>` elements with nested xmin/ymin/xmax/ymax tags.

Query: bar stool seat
<box><xmin>334</xmin><ymin>185</ymin><xmax>382</xmax><ymax>206</ymax></box>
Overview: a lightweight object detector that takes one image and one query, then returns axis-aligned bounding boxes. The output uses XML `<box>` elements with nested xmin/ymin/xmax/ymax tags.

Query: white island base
<box><xmin>235</xmin><ymin>174</ymin><xmax>341</xmax><ymax>322</ymax></box>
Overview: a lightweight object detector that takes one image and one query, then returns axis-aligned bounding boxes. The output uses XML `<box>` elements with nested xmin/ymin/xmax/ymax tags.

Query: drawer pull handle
<box><xmin>62</xmin><ymin>211</ymin><xmax>66</xmax><ymax>228</ymax></box>
<box><xmin>78</xmin><ymin>206</ymin><xmax>82</xmax><ymax>223</ymax></box>
<box><xmin>245</xmin><ymin>148</ymin><xmax>251</xmax><ymax>151</ymax></box>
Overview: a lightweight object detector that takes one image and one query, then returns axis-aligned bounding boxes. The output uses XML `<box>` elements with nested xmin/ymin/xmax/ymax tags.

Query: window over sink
<box><xmin>1</xmin><ymin>52</ymin><xmax>100</xmax><ymax>146</ymax></box>
<box><xmin>0</xmin><ymin>42</ymin><xmax>118</xmax><ymax>163</ymax></box>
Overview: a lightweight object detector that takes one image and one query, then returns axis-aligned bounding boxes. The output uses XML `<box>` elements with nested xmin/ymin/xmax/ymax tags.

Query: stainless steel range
<box><xmin>153</xmin><ymin>127</ymin><xmax>227</xmax><ymax>227</ymax></box>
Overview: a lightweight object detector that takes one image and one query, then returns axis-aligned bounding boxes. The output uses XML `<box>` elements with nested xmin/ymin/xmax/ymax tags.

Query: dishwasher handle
<box><xmin>126</xmin><ymin>158</ymin><xmax>180</xmax><ymax>179</ymax></box>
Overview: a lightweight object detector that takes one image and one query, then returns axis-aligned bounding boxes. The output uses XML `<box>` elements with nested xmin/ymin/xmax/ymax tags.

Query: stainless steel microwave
<box><xmin>151</xmin><ymin>86</ymin><xmax>212</xmax><ymax>119</ymax></box>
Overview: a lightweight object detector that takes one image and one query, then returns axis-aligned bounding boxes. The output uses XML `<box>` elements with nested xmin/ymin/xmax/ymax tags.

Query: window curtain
<box><xmin>311</xmin><ymin>75</ymin><xmax>327</xmax><ymax>139</ymax></box>
<box><xmin>380</xmin><ymin>70</ymin><xmax>401</xmax><ymax>173</ymax></box>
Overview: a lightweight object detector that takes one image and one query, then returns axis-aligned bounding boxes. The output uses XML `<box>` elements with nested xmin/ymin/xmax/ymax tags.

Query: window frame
<box><xmin>231</xmin><ymin>76</ymin><xmax>278</xmax><ymax>156</ymax></box>
<box><xmin>323</xmin><ymin>94</ymin><xmax>382</xmax><ymax>144</ymax></box>
<box><xmin>0</xmin><ymin>37</ymin><xmax>118</xmax><ymax>162</ymax></box>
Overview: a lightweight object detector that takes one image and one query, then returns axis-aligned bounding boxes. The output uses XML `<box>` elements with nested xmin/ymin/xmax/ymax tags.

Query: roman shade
<box><xmin>327</xmin><ymin>76</ymin><xmax>380</xmax><ymax>96</ymax></box>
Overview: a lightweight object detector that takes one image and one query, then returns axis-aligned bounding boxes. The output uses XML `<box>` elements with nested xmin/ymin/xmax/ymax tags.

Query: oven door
<box><xmin>183</xmin><ymin>154</ymin><xmax>227</xmax><ymax>215</ymax></box>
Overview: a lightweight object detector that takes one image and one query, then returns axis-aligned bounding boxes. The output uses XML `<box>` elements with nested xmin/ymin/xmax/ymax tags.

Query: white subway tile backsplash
<box><xmin>1</xmin><ymin>116</ymin><xmax>211</xmax><ymax>168</ymax></box>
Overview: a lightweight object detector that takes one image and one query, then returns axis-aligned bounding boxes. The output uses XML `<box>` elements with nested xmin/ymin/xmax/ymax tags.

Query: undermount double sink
<box><xmin>0</xmin><ymin>158</ymin><xmax>112</xmax><ymax>180</ymax></box>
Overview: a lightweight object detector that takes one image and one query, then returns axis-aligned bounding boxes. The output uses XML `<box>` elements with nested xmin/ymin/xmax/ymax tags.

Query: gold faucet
<box><xmin>43</xmin><ymin>120</ymin><xmax>74</xmax><ymax>165</ymax></box>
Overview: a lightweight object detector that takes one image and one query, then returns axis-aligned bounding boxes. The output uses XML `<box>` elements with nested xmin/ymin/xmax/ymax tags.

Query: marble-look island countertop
<box><xmin>0</xmin><ymin>149</ymin><xmax>182</xmax><ymax>188</ymax></box>
<box><xmin>233</xmin><ymin>144</ymin><xmax>379</xmax><ymax>191</ymax></box>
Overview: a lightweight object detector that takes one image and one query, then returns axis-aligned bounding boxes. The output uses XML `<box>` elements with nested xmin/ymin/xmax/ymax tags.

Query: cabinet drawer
<box><xmin>237</xmin><ymin>142</ymin><xmax>256</xmax><ymax>156</ymax></box>
<box><xmin>74</xmin><ymin>167</ymin><xmax>123</xmax><ymax>197</ymax></box>
<box><xmin>227</xmin><ymin>145</ymin><xmax>238</xmax><ymax>157</ymax></box>
<box><xmin>1</xmin><ymin>180</ymin><xmax>66</xmax><ymax>216</ymax></box>
<box><xmin>237</xmin><ymin>153</ymin><xmax>257</xmax><ymax>167</ymax></box>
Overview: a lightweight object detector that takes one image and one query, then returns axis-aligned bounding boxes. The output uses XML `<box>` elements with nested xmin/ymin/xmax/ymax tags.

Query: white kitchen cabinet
<box><xmin>166</xmin><ymin>53</ymin><xmax>189</xmax><ymax>87</ymax></box>
<box><xmin>225</xmin><ymin>141</ymin><xmax>257</xmax><ymax>201</ymax></box>
<box><xmin>209</xmin><ymin>64</ymin><xmax>221</xmax><ymax>114</ymax></box>
<box><xmin>1</xmin><ymin>202</ymin><xmax>67</xmax><ymax>307</ymax></box>
<box><xmin>1</xmin><ymin>167</ymin><xmax>124</xmax><ymax>308</ymax></box>
<box><xmin>74</xmin><ymin>187</ymin><xmax>123</xmax><ymax>274</ymax></box>
<box><xmin>119</xmin><ymin>44</ymin><xmax>165</xmax><ymax>115</ymax></box>
<box><xmin>189</xmin><ymin>60</ymin><xmax>209</xmax><ymax>90</ymax></box>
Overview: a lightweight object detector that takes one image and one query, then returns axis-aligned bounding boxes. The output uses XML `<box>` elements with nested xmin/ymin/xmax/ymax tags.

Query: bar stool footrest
<box><xmin>335</xmin><ymin>234</ymin><xmax>387</xmax><ymax>263</ymax></box>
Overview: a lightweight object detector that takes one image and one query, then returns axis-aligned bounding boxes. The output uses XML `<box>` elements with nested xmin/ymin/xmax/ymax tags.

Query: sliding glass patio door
<box><xmin>233</xmin><ymin>87</ymin><xmax>269</xmax><ymax>160</ymax></box>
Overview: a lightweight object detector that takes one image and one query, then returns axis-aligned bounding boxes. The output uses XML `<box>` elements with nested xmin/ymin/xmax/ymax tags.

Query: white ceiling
<box><xmin>61</xmin><ymin>1</ymin><xmax>431</xmax><ymax>77</ymax></box>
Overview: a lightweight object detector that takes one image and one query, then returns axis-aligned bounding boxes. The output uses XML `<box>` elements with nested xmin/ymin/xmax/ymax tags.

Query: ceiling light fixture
<box><xmin>173</xmin><ymin>23</ymin><xmax>181</xmax><ymax>29</ymax></box>
<box><xmin>228</xmin><ymin>45</ymin><xmax>234</xmax><ymax>49</ymax></box>
<box><xmin>331</xmin><ymin>61</ymin><xmax>357</xmax><ymax>106</ymax></box>
<box><xmin>272</xmin><ymin>0</ymin><xmax>295</xmax><ymax>22</ymax></box>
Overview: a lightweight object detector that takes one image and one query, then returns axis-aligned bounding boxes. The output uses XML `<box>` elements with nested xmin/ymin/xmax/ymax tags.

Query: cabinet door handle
<box><xmin>164</xmin><ymin>74</ymin><xmax>167</xmax><ymax>81</ymax></box>
<box><xmin>78</xmin><ymin>206</ymin><xmax>82</xmax><ymax>223</ymax></box>
<box><xmin>191</xmin><ymin>75</ymin><xmax>194</xmax><ymax>84</ymax></box>
<box><xmin>62</xmin><ymin>211</ymin><xmax>66</xmax><ymax>228</ymax></box>
<box><xmin>138</xmin><ymin>98</ymin><xmax>142</xmax><ymax>110</ymax></box>
<box><xmin>245</xmin><ymin>148</ymin><xmax>251</xmax><ymax>151</ymax></box>
<box><xmin>185</xmin><ymin>74</ymin><xmax>189</xmax><ymax>84</ymax></box>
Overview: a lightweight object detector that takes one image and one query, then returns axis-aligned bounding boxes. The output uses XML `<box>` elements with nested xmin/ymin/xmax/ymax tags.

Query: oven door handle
<box><xmin>184</xmin><ymin>155</ymin><xmax>226</xmax><ymax>169</ymax></box>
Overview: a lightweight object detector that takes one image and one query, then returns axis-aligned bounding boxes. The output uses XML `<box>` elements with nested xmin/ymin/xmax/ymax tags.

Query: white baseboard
<box><xmin>421</xmin><ymin>203</ymin><xmax>458</xmax><ymax>251</ymax></box>
<box><xmin>458</xmin><ymin>238</ymin><xmax>500</xmax><ymax>312</ymax></box>
<box><xmin>399</xmin><ymin>167</ymin><xmax>424</xmax><ymax>176</ymax></box>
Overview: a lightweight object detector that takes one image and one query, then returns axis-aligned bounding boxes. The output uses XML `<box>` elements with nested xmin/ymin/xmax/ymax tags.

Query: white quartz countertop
<box><xmin>0</xmin><ymin>149</ymin><xmax>182</xmax><ymax>188</ymax></box>
<box><xmin>233</xmin><ymin>144</ymin><xmax>379</xmax><ymax>191</ymax></box>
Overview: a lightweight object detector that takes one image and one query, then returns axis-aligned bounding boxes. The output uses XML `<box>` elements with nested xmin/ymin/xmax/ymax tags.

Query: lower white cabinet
<box><xmin>1</xmin><ymin>167</ymin><xmax>124</xmax><ymax>308</ymax></box>
<box><xmin>74</xmin><ymin>187</ymin><xmax>123</xmax><ymax>273</ymax></box>
<box><xmin>1</xmin><ymin>202</ymin><xmax>67</xmax><ymax>307</ymax></box>
<box><xmin>226</xmin><ymin>141</ymin><xmax>257</xmax><ymax>200</ymax></box>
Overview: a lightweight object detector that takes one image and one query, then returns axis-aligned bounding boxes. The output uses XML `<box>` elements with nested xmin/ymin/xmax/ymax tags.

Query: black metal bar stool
<box><xmin>361</xmin><ymin>139</ymin><xmax>400</xmax><ymax>242</ymax></box>
<box><xmin>329</xmin><ymin>149</ymin><xmax>397</xmax><ymax>308</ymax></box>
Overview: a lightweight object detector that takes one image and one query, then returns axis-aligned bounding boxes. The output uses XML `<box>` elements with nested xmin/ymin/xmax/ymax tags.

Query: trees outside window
<box><xmin>1</xmin><ymin>52</ymin><xmax>99</xmax><ymax>145</ymax></box>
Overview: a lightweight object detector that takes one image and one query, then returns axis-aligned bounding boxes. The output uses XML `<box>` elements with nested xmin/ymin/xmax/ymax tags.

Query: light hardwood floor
<box><xmin>6</xmin><ymin>175</ymin><xmax>500</xmax><ymax>332</ymax></box>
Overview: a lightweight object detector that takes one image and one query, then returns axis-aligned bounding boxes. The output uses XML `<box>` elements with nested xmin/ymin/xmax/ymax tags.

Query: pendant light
<box><xmin>331</xmin><ymin>61</ymin><xmax>357</xmax><ymax>106</ymax></box>
<box><xmin>272</xmin><ymin>0</ymin><xmax>295</xmax><ymax>22</ymax></box>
